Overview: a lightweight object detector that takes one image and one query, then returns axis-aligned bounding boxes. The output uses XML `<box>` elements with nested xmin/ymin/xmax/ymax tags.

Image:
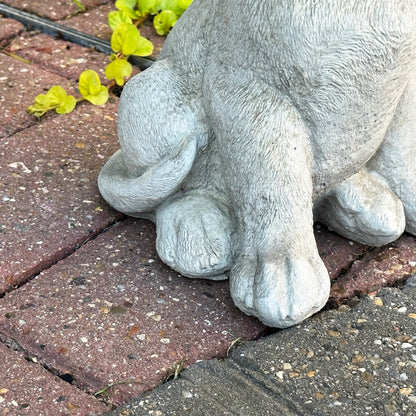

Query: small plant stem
<box><xmin>134</xmin><ymin>15</ymin><xmax>149</xmax><ymax>27</ymax></box>
<box><xmin>106</xmin><ymin>79</ymin><xmax>118</xmax><ymax>91</ymax></box>
<box><xmin>94</xmin><ymin>380</ymin><xmax>146</xmax><ymax>397</ymax></box>
<box><xmin>3</xmin><ymin>51</ymin><xmax>32</xmax><ymax>65</ymax></box>
<box><xmin>227</xmin><ymin>337</ymin><xmax>242</xmax><ymax>356</ymax></box>
<box><xmin>72</xmin><ymin>0</ymin><xmax>86</xmax><ymax>12</ymax></box>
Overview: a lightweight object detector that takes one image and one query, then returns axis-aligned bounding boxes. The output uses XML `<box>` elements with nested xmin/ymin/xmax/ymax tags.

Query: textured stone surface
<box><xmin>0</xmin><ymin>218</ymin><xmax>266</xmax><ymax>407</ymax></box>
<box><xmin>0</xmin><ymin>17</ymin><xmax>23</xmax><ymax>46</ymax></box>
<box><xmin>0</xmin><ymin>342</ymin><xmax>108</xmax><ymax>415</ymax></box>
<box><xmin>6</xmin><ymin>32</ymin><xmax>110</xmax><ymax>82</ymax></box>
<box><xmin>106</xmin><ymin>285</ymin><xmax>416</xmax><ymax>416</ymax></box>
<box><xmin>2</xmin><ymin>1</ymin><xmax>416</xmax><ymax>414</ymax></box>
<box><xmin>0</xmin><ymin>101</ymin><xmax>122</xmax><ymax>292</ymax></box>
<box><xmin>0</xmin><ymin>53</ymin><xmax>76</xmax><ymax>138</ymax></box>
<box><xmin>330</xmin><ymin>233</ymin><xmax>416</xmax><ymax>306</ymax></box>
<box><xmin>0</xmin><ymin>0</ymin><xmax>112</xmax><ymax>21</ymax></box>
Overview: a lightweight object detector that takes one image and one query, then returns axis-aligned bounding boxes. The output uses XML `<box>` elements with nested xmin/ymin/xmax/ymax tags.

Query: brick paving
<box><xmin>1</xmin><ymin>2</ymin><xmax>416</xmax><ymax>415</ymax></box>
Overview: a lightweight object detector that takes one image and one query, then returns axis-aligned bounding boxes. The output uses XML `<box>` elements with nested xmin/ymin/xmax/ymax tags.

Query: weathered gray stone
<box><xmin>99</xmin><ymin>0</ymin><xmax>416</xmax><ymax>328</ymax></box>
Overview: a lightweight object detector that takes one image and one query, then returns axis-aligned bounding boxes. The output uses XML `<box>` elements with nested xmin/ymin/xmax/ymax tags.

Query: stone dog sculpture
<box><xmin>99</xmin><ymin>0</ymin><xmax>416</xmax><ymax>328</ymax></box>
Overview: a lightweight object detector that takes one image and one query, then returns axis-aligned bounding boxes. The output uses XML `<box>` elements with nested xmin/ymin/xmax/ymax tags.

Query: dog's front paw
<box><xmin>230</xmin><ymin>249</ymin><xmax>330</xmax><ymax>328</ymax></box>
<box><xmin>156</xmin><ymin>194</ymin><xmax>235</xmax><ymax>279</ymax></box>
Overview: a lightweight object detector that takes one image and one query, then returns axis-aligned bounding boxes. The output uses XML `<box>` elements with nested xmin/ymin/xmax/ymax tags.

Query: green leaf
<box><xmin>158</xmin><ymin>0</ymin><xmax>190</xmax><ymax>16</ymax></box>
<box><xmin>115</xmin><ymin>0</ymin><xmax>141</xmax><ymax>19</ymax></box>
<box><xmin>159</xmin><ymin>0</ymin><xmax>178</xmax><ymax>12</ymax></box>
<box><xmin>105</xmin><ymin>59</ymin><xmax>132</xmax><ymax>86</ymax></box>
<box><xmin>111</xmin><ymin>23</ymin><xmax>139</xmax><ymax>55</ymax></box>
<box><xmin>111</xmin><ymin>23</ymin><xmax>153</xmax><ymax>56</ymax></box>
<box><xmin>46</xmin><ymin>86</ymin><xmax>69</xmax><ymax>106</ymax></box>
<box><xmin>177</xmin><ymin>0</ymin><xmax>192</xmax><ymax>11</ymax></box>
<box><xmin>153</xmin><ymin>10</ymin><xmax>177</xmax><ymax>35</ymax></box>
<box><xmin>133</xmin><ymin>34</ymin><xmax>154</xmax><ymax>56</ymax></box>
<box><xmin>27</xmin><ymin>95</ymin><xmax>50</xmax><ymax>117</ymax></box>
<box><xmin>33</xmin><ymin>93</ymin><xmax>51</xmax><ymax>110</ymax></box>
<box><xmin>79</xmin><ymin>70</ymin><xmax>109</xmax><ymax>106</ymax></box>
<box><xmin>27</xmin><ymin>86</ymin><xmax>76</xmax><ymax>117</ymax></box>
<box><xmin>137</xmin><ymin>0</ymin><xmax>158</xmax><ymax>15</ymax></box>
<box><xmin>108</xmin><ymin>10</ymin><xmax>132</xmax><ymax>31</ymax></box>
<box><xmin>56</xmin><ymin>95</ymin><xmax>77</xmax><ymax>114</ymax></box>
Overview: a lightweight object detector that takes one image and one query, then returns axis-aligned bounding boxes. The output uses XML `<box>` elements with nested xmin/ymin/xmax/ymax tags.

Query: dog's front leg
<box><xmin>205</xmin><ymin>71</ymin><xmax>330</xmax><ymax>327</ymax></box>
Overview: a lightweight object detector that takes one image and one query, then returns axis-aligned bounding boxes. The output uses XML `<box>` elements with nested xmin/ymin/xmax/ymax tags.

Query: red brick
<box><xmin>0</xmin><ymin>219</ymin><xmax>266</xmax><ymax>406</ymax></box>
<box><xmin>0</xmin><ymin>18</ymin><xmax>23</xmax><ymax>46</ymax></box>
<box><xmin>0</xmin><ymin>342</ymin><xmax>108</xmax><ymax>415</ymax></box>
<box><xmin>0</xmin><ymin>53</ymin><xmax>77</xmax><ymax>138</ymax></box>
<box><xmin>329</xmin><ymin>233</ymin><xmax>416</xmax><ymax>305</ymax></box>
<box><xmin>0</xmin><ymin>0</ymin><xmax>111</xmax><ymax>21</ymax></box>
<box><xmin>6</xmin><ymin>32</ymin><xmax>110</xmax><ymax>82</ymax></box>
<box><xmin>315</xmin><ymin>224</ymin><xmax>369</xmax><ymax>281</ymax></box>
<box><xmin>58</xmin><ymin>3</ymin><xmax>114</xmax><ymax>40</ymax></box>
<box><xmin>0</xmin><ymin>101</ymin><xmax>123</xmax><ymax>292</ymax></box>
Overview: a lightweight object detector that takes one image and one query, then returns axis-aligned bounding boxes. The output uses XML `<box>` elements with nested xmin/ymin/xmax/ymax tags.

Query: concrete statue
<box><xmin>98</xmin><ymin>0</ymin><xmax>416</xmax><ymax>327</ymax></box>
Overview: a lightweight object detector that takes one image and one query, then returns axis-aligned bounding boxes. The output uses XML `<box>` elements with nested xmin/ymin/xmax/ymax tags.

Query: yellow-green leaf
<box><xmin>27</xmin><ymin>86</ymin><xmax>76</xmax><ymax>117</ymax></box>
<box><xmin>132</xmin><ymin>34</ymin><xmax>154</xmax><ymax>56</ymax></box>
<box><xmin>177</xmin><ymin>0</ymin><xmax>192</xmax><ymax>11</ymax></box>
<box><xmin>33</xmin><ymin>93</ymin><xmax>51</xmax><ymax>110</ymax></box>
<box><xmin>153</xmin><ymin>10</ymin><xmax>177</xmax><ymax>36</ymax></box>
<box><xmin>46</xmin><ymin>86</ymin><xmax>69</xmax><ymax>106</ymax></box>
<box><xmin>115</xmin><ymin>0</ymin><xmax>141</xmax><ymax>19</ymax></box>
<box><xmin>79</xmin><ymin>70</ymin><xmax>109</xmax><ymax>106</ymax></box>
<box><xmin>105</xmin><ymin>59</ymin><xmax>132</xmax><ymax>86</ymax></box>
<box><xmin>108</xmin><ymin>10</ymin><xmax>132</xmax><ymax>31</ymax></box>
<box><xmin>159</xmin><ymin>0</ymin><xmax>191</xmax><ymax>16</ymax></box>
<box><xmin>111</xmin><ymin>23</ymin><xmax>153</xmax><ymax>57</ymax></box>
<box><xmin>56</xmin><ymin>95</ymin><xmax>76</xmax><ymax>114</ymax></box>
<box><xmin>111</xmin><ymin>23</ymin><xmax>140</xmax><ymax>55</ymax></box>
<box><xmin>137</xmin><ymin>0</ymin><xmax>158</xmax><ymax>15</ymax></box>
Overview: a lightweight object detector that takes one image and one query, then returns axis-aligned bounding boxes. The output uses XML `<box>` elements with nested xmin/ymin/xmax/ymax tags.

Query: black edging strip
<box><xmin>0</xmin><ymin>2</ymin><xmax>155</xmax><ymax>70</ymax></box>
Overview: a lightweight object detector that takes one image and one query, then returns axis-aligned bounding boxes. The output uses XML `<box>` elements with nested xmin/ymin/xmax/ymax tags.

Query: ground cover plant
<box><xmin>27</xmin><ymin>0</ymin><xmax>192</xmax><ymax>118</ymax></box>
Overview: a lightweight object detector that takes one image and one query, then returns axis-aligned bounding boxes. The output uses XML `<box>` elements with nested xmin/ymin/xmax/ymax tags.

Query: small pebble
<box><xmin>182</xmin><ymin>390</ymin><xmax>193</xmax><ymax>399</ymax></box>
<box><xmin>400</xmin><ymin>387</ymin><xmax>413</xmax><ymax>396</ymax></box>
<box><xmin>401</xmin><ymin>343</ymin><xmax>413</xmax><ymax>349</ymax></box>
<box><xmin>283</xmin><ymin>363</ymin><xmax>292</xmax><ymax>370</ymax></box>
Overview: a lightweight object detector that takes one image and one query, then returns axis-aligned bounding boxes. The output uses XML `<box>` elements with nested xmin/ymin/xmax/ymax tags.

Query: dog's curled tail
<box><xmin>98</xmin><ymin>134</ymin><xmax>198</xmax><ymax>217</ymax></box>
